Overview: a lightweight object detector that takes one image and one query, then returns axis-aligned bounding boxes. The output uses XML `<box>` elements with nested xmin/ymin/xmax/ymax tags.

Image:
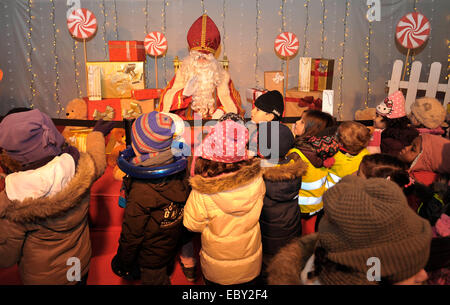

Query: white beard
<box><xmin>180</xmin><ymin>51</ymin><xmax>224</xmax><ymax>117</ymax></box>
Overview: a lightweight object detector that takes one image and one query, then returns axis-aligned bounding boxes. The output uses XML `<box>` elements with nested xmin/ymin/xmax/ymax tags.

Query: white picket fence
<box><xmin>387</xmin><ymin>59</ymin><xmax>450</xmax><ymax>113</ymax></box>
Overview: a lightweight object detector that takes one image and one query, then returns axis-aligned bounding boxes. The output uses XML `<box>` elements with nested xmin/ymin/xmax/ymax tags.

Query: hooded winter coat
<box><xmin>114</xmin><ymin>169</ymin><xmax>191</xmax><ymax>271</ymax></box>
<box><xmin>0</xmin><ymin>131</ymin><xmax>106</xmax><ymax>284</ymax></box>
<box><xmin>260</xmin><ymin>158</ymin><xmax>307</xmax><ymax>256</ymax></box>
<box><xmin>183</xmin><ymin>158</ymin><xmax>265</xmax><ymax>285</ymax></box>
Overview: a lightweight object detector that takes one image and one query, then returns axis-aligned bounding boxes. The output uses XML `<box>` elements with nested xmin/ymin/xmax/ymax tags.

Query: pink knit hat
<box><xmin>196</xmin><ymin>120</ymin><xmax>249</xmax><ymax>163</ymax></box>
<box><xmin>376</xmin><ymin>90</ymin><xmax>406</xmax><ymax>119</ymax></box>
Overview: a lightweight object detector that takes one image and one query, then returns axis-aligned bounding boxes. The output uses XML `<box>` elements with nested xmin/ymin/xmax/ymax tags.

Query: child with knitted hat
<box><xmin>183</xmin><ymin>119</ymin><xmax>265</xmax><ymax>285</ymax></box>
<box><xmin>111</xmin><ymin>111</ymin><xmax>190</xmax><ymax>285</ymax></box>
<box><xmin>409</xmin><ymin>97</ymin><xmax>448</xmax><ymax>136</ymax></box>
<box><xmin>267</xmin><ymin>175</ymin><xmax>432</xmax><ymax>285</ymax></box>
<box><xmin>375</xmin><ymin>90</ymin><xmax>419</xmax><ymax>157</ymax></box>
<box><xmin>258</xmin><ymin>121</ymin><xmax>307</xmax><ymax>283</ymax></box>
<box><xmin>357</xmin><ymin>153</ymin><xmax>450</xmax><ymax>285</ymax></box>
<box><xmin>0</xmin><ymin>109</ymin><xmax>113</xmax><ymax>284</ymax></box>
<box><xmin>249</xmin><ymin>90</ymin><xmax>285</xmax><ymax>158</ymax></box>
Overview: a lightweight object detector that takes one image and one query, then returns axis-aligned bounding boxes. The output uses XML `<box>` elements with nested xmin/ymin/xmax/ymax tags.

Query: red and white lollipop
<box><xmin>144</xmin><ymin>31</ymin><xmax>168</xmax><ymax>56</ymax></box>
<box><xmin>396</xmin><ymin>12</ymin><xmax>430</xmax><ymax>49</ymax></box>
<box><xmin>274</xmin><ymin>32</ymin><xmax>299</xmax><ymax>57</ymax></box>
<box><xmin>67</xmin><ymin>8</ymin><xmax>97</xmax><ymax>39</ymax></box>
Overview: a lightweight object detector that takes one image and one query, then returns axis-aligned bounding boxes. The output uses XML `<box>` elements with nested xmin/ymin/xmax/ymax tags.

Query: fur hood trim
<box><xmin>267</xmin><ymin>233</ymin><xmax>319</xmax><ymax>285</ymax></box>
<box><xmin>3</xmin><ymin>152</ymin><xmax>96</xmax><ymax>223</ymax></box>
<box><xmin>189</xmin><ymin>158</ymin><xmax>262</xmax><ymax>194</ymax></box>
<box><xmin>262</xmin><ymin>157</ymin><xmax>307</xmax><ymax>181</ymax></box>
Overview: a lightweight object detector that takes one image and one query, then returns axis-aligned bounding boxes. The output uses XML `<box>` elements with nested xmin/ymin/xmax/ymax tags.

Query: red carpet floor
<box><xmin>0</xmin><ymin>166</ymin><xmax>204</xmax><ymax>285</ymax></box>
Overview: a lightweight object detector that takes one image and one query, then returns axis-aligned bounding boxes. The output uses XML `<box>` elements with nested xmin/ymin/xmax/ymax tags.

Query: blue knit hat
<box><xmin>131</xmin><ymin>111</ymin><xmax>175</xmax><ymax>164</ymax></box>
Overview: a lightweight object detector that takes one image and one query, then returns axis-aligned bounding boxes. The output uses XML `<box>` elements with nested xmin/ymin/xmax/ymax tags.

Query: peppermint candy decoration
<box><xmin>67</xmin><ymin>8</ymin><xmax>97</xmax><ymax>39</ymax></box>
<box><xmin>144</xmin><ymin>31</ymin><xmax>168</xmax><ymax>56</ymax></box>
<box><xmin>274</xmin><ymin>32</ymin><xmax>299</xmax><ymax>57</ymax></box>
<box><xmin>396</xmin><ymin>12</ymin><xmax>430</xmax><ymax>49</ymax></box>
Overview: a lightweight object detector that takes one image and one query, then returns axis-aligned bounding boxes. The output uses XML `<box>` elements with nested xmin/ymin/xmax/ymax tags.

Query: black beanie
<box><xmin>254</xmin><ymin>90</ymin><xmax>284</xmax><ymax>118</ymax></box>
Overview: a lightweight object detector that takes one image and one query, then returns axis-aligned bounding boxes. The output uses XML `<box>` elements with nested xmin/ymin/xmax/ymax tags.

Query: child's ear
<box><xmin>266</xmin><ymin>113</ymin><xmax>275</xmax><ymax>121</ymax></box>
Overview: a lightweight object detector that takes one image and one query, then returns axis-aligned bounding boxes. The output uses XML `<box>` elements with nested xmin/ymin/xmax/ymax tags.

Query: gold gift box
<box><xmin>86</xmin><ymin>61</ymin><xmax>145</xmax><ymax>98</ymax></box>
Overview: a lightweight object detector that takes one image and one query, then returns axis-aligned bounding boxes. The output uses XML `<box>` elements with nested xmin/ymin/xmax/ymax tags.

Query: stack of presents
<box><xmin>246</xmin><ymin>57</ymin><xmax>335</xmax><ymax>121</ymax></box>
<box><xmin>65</xmin><ymin>40</ymin><xmax>161</xmax><ymax>156</ymax></box>
<box><xmin>86</xmin><ymin>40</ymin><xmax>161</xmax><ymax>121</ymax></box>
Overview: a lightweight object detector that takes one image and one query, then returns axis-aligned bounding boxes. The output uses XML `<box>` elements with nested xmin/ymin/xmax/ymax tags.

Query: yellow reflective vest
<box><xmin>288</xmin><ymin>148</ymin><xmax>328</xmax><ymax>216</ymax></box>
<box><xmin>326</xmin><ymin>148</ymin><xmax>370</xmax><ymax>189</ymax></box>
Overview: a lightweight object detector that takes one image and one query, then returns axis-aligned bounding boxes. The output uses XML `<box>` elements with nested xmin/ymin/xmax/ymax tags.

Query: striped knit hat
<box><xmin>131</xmin><ymin>111</ymin><xmax>175</xmax><ymax>164</ymax></box>
<box><xmin>317</xmin><ymin>175</ymin><xmax>432</xmax><ymax>284</ymax></box>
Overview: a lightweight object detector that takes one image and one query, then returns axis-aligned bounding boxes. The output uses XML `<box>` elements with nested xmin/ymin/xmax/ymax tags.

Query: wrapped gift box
<box><xmin>264</xmin><ymin>71</ymin><xmax>284</xmax><ymax>96</ymax></box>
<box><xmin>64</xmin><ymin>128</ymin><xmax>92</xmax><ymax>153</ymax></box>
<box><xmin>246</xmin><ymin>88</ymin><xmax>268</xmax><ymax>108</ymax></box>
<box><xmin>108</xmin><ymin>41</ymin><xmax>146</xmax><ymax>62</ymax></box>
<box><xmin>86</xmin><ymin>62</ymin><xmax>145</xmax><ymax>98</ymax></box>
<box><xmin>120</xmin><ymin>98</ymin><xmax>155</xmax><ymax>119</ymax></box>
<box><xmin>310</xmin><ymin>58</ymin><xmax>334</xmax><ymax>91</ymax></box>
<box><xmin>298</xmin><ymin>57</ymin><xmax>312</xmax><ymax>92</ymax></box>
<box><xmin>285</xmin><ymin>88</ymin><xmax>322</xmax><ymax>117</ymax></box>
<box><xmin>131</xmin><ymin>88</ymin><xmax>162</xmax><ymax>100</ymax></box>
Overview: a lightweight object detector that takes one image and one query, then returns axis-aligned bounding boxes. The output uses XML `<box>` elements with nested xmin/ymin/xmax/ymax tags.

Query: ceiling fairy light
<box><xmin>26</xmin><ymin>0</ymin><xmax>36</xmax><ymax>108</ymax></box>
<box><xmin>50</xmin><ymin>0</ymin><xmax>63</xmax><ymax>115</ymax></box>
<box><xmin>337</xmin><ymin>0</ymin><xmax>350</xmax><ymax>120</ymax></box>
<box><xmin>255</xmin><ymin>0</ymin><xmax>261</xmax><ymax>88</ymax></box>
<box><xmin>113</xmin><ymin>0</ymin><xmax>119</xmax><ymax>40</ymax></box>
<box><xmin>100</xmin><ymin>0</ymin><xmax>108</xmax><ymax>60</ymax></box>
<box><xmin>161</xmin><ymin>0</ymin><xmax>169</xmax><ymax>85</ymax></box>
<box><xmin>302</xmin><ymin>0</ymin><xmax>310</xmax><ymax>57</ymax></box>
<box><xmin>364</xmin><ymin>2</ymin><xmax>374</xmax><ymax>109</ymax></box>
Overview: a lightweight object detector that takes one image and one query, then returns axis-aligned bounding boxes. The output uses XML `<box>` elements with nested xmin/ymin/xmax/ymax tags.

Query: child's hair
<box><xmin>378</xmin><ymin>115</ymin><xmax>411</xmax><ymax>129</ymax></box>
<box><xmin>194</xmin><ymin>157</ymin><xmax>255</xmax><ymax>178</ymax></box>
<box><xmin>300</xmin><ymin>110</ymin><xmax>335</xmax><ymax>138</ymax></box>
<box><xmin>359</xmin><ymin>153</ymin><xmax>410</xmax><ymax>187</ymax></box>
<box><xmin>218</xmin><ymin>112</ymin><xmax>245</xmax><ymax>125</ymax></box>
<box><xmin>336</xmin><ymin>121</ymin><xmax>371</xmax><ymax>155</ymax></box>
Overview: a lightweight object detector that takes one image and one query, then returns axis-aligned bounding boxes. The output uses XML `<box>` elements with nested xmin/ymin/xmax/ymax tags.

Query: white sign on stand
<box><xmin>322</xmin><ymin>90</ymin><xmax>334</xmax><ymax>116</ymax></box>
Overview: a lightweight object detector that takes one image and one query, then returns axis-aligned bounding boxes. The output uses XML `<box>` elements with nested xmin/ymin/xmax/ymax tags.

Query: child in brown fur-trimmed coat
<box><xmin>0</xmin><ymin>109</ymin><xmax>112</xmax><ymax>284</ymax></box>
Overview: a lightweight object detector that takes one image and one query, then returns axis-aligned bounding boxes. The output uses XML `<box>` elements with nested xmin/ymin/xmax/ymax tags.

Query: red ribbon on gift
<box><xmin>311</xmin><ymin>59</ymin><xmax>328</xmax><ymax>91</ymax></box>
<box><xmin>297</xmin><ymin>96</ymin><xmax>322</xmax><ymax>111</ymax></box>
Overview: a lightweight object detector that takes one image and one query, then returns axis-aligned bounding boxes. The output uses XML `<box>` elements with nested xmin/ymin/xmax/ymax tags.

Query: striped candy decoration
<box><xmin>274</xmin><ymin>32</ymin><xmax>299</xmax><ymax>57</ymax></box>
<box><xmin>396</xmin><ymin>12</ymin><xmax>430</xmax><ymax>49</ymax></box>
<box><xmin>144</xmin><ymin>31</ymin><xmax>168</xmax><ymax>56</ymax></box>
<box><xmin>67</xmin><ymin>8</ymin><xmax>97</xmax><ymax>39</ymax></box>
